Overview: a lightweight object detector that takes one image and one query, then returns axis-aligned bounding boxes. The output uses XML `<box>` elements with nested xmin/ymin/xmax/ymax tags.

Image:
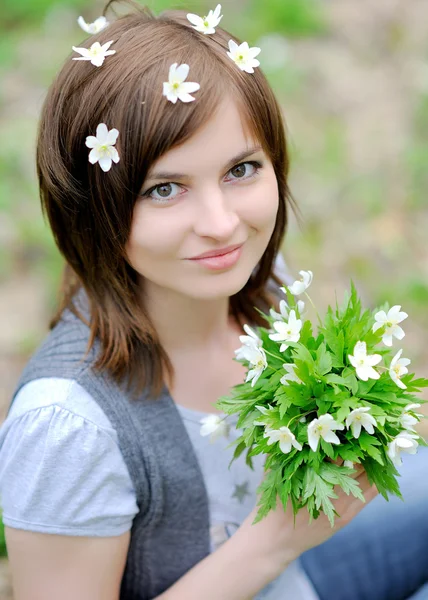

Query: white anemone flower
<box><xmin>344</xmin><ymin>460</ymin><xmax>354</xmax><ymax>469</ymax></box>
<box><xmin>77</xmin><ymin>15</ymin><xmax>109</xmax><ymax>34</ymax></box>
<box><xmin>345</xmin><ymin>407</ymin><xmax>377</xmax><ymax>439</ymax></box>
<box><xmin>85</xmin><ymin>123</ymin><xmax>120</xmax><ymax>172</ymax></box>
<box><xmin>72</xmin><ymin>40</ymin><xmax>116</xmax><ymax>67</ymax></box>
<box><xmin>389</xmin><ymin>349</ymin><xmax>411</xmax><ymax>390</ymax></box>
<box><xmin>348</xmin><ymin>341</ymin><xmax>382</xmax><ymax>381</ymax></box>
<box><xmin>243</xmin><ymin>345</ymin><xmax>268</xmax><ymax>387</ymax></box>
<box><xmin>387</xmin><ymin>432</ymin><xmax>419</xmax><ymax>467</ymax></box>
<box><xmin>270</xmin><ymin>299</ymin><xmax>306</xmax><ymax>321</ymax></box>
<box><xmin>264</xmin><ymin>426</ymin><xmax>302</xmax><ymax>454</ymax></box>
<box><xmin>287</xmin><ymin>270</ymin><xmax>313</xmax><ymax>295</ymax></box>
<box><xmin>227</xmin><ymin>40</ymin><xmax>261</xmax><ymax>73</ymax></box>
<box><xmin>163</xmin><ymin>63</ymin><xmax>200</xmax><ymax>104</ymax></box>
<box><xmin>186</xmin><ymin>4</ymin><xmax>223</xmax><ymax>34</ymax></box>
<box><xmin>269</xmin><ymin>299</ymin><xmax>289</xmax><ymax>321</ymax></box>
<box><xmin>400</xmin><ymin>403</ymin><xmax>422</xmax><ymax>432</ymax></box>
<box><xmin>307</xmin><ymin>414</ymin><xmax>344</xmax><ymax>452</ymax></box>
<box><xmin>235</xmin><ymin>324</ymin><xmax>262</xmax><ymax>360</ymax></box>
<box><xmin>200</xmin><ymin>414</ymin><xmax>230</xmax><ymax>442</ymax></box>
<box><xmin>372</xmin><ymin>305</ymin><xmax>408</xmax><ymax>346</ymax></box>
<box><xmin>280</xmin><ymin>363</ymin><xmax>302</xmax><ymax>386</ymax></box>
<box><xmin>269</xmin><ymin>309</ymin><xmax>302</xmax><ymax>352</ymax></box>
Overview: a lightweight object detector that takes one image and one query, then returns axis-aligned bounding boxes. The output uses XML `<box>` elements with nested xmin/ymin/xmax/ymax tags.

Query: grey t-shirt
<box><xmin>0</xmin><ymin>377</ymin><xmax>318</xmax><ymax>599</ymax></box>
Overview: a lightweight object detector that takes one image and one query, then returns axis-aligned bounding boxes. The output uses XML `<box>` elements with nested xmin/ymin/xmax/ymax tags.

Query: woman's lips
<box><xmin>188</xmin><ymin>244</ymin><xmax>244</xmax><ymax>271</ymax></box>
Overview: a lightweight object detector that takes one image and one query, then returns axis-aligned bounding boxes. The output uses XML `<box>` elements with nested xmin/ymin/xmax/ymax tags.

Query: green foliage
<box><xmin>245</xmin><ymin>0</ymin><xmax>328</xmax><ymax>38</ymax></box>
<box><xmin>0</xmin><ymin>511</ymin><xmax>7</xmax><ymax>557</ymax></box>
<box><xmin>1</xmin><ymin>0</ymin><xmax>87</xmax><ymax>28</ymax></box>
<box><xmin>216</xmin><ymin>281</ymin><xmax>428</xmax><ymax>525</ymax></box>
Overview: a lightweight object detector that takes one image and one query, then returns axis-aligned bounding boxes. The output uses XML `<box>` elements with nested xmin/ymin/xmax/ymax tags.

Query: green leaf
<box><xmin>276</xmin><ymin>391</ymin><xmax>292</xmax><ymax>418</ymax></box>
<box><xmin>362</xmin><ymin>455</ymin><xmax>402</xmax><ymax>501</ymax></box>
<box><xmin>316</xmin><ymin>343</ymin><xmax>333</xmax><ymax>376</ymax></box>
<box><xmin>228</xmin><ymin>440</ymin><xmax>247</xmax><ymax>468</ymax></box>
<box><xmin>253</xmin><ymin>468</ymin><xmax>280</xmax><ymax>524</ymax></box>
<box><xmin>313</xmin><ymin>473</ymin><xmax>338</xmax><ymax>526</ymax></box>
<box><xmin>365</xmin><ymin>444</ymin><xmax>384</xmax><ymax>465</ymax></box>
<box><xmin>323</xmin><ymin>328</ymin><xmax>345</xmax><ymax>367</ymax></box>
<box><xmin>291</xmin><ymin>343</ymin><xmax>317</xmax><ymax>371</ymax></box>
<box><xmin>302</xmin><ymin>466</ymin><xmax>316</xmax><ymax>500</ymax></box>
<box><xmin>319</xmin><ymin>463</ymin><xmax>365</xmax><ymax>502</ymax></box>
<box><xmin>320</xmin><ymin>439</ymin><xmax>335</xmax><ymax>459</ymax></box>
<box><xmin>358</xmin><ymin>431</ymin><xmax>381</xmax><ymax>451</ymax></box>
<box><xmin>325</xmin><ymin>373</ymin><xmax>348</xmax><ymax>387</ymax></box>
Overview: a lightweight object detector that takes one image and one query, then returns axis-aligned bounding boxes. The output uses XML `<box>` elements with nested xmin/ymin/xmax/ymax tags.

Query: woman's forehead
<box><xmin>145</xmin><ymin>98</ymin><xmax>261</xmax><ymax>180</ymax></box>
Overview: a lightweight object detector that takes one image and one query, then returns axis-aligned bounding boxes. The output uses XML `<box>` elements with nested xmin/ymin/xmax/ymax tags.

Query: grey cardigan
<box><xmin>11</xmin><ymin>304</ymin><xmax>210</xmax><ymax>599</ymax></box>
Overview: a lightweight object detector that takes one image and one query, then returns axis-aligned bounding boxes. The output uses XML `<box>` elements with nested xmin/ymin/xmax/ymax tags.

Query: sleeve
<box><xmin>0</xmin><ymin>404</ymin><xmax>139</xmax><ymax>537</ymax></box>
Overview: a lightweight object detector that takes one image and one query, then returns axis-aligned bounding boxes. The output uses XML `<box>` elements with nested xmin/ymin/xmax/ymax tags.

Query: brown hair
<box><xmin>36</xmin><ymin>1</ymin><xmax>299</xmax><ymax>398</ymax></box>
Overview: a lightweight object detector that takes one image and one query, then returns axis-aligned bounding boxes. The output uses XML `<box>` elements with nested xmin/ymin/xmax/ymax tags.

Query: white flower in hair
<box><xmin>72</xmin><ymin>40</ymin><xmax>116</xmax><ymax>67</ymax></box>
<box><xmin>186</xmin><ymin>4</ymin><xmax>223</xmax><ymax>34</ymax></box>
<box><xmin>85</xmin><ymin>123</ymin><xmax>120</xmax><ymax>172</ymax></box>
<box><xmin>163</xmin><ymin>63</ymin><xmax>201</xmax><ymax>104</ymax></box>
<box><xmin>227</xmin><ymin>40</ymin><xmax>261</xmax><ymax>74</ymax></box>
<box><xmin>77</xmin><ymin>15</ymin><xmax>109</xmax><ymax>34</ymax></box>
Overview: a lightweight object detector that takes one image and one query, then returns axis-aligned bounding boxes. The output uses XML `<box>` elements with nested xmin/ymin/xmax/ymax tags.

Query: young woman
<box><xmin>0</xmin><ymin>3</ymin><xmax>427</xmax><ymax>599</ymax></box>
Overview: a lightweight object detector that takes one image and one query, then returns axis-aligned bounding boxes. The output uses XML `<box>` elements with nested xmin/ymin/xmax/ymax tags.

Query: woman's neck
<box><xmin>141</xmin><ymin>281</ymin><xmax>241</xmax><ymax>353</ymax></box>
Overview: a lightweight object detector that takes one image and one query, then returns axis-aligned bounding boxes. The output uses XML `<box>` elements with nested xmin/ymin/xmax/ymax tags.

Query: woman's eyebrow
<box><xmin>146</xmin><ymin>145</ymin><xmax>263</xmax><ymax>182</ymax></box>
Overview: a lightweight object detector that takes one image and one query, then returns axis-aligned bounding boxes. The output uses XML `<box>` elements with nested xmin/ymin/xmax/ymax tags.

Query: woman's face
<box><xmin>126</xmin><ymin>98</ymin><xmax>279</xmax><ymax>300</ymax></box>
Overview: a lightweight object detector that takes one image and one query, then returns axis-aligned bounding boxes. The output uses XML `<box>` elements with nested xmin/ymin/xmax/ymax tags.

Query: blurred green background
<box><xmin>0</xmin><ymin>0</ymin><xmax>427</xmax><ymax>583</ymax></box>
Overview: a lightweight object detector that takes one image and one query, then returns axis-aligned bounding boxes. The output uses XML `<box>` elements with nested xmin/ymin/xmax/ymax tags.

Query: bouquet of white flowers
<box><xmin>216</xmin><ymin>271</ymin><xmax>428</xmax><ymax>526</ymax></box>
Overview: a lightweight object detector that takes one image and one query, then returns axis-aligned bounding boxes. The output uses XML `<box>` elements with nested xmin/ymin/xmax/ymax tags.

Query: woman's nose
<box><xmin>193</xmin><ymin>188</ymin><xmax>240</xmax><ymax>240</ymax></box>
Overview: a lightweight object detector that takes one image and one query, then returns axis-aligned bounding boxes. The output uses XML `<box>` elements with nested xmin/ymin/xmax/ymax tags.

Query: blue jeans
<box><xmin>299</xmin><ymin>446</ymin><xmax>428</xmax><ymax>600</ymax></box>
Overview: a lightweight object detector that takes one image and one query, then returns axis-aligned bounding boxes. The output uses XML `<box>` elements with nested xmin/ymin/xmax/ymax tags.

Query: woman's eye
<box><xmin>145</xmin><ymin>182</ymin><xmax>183</xmax><ymax>203</ymax></box>
<box><xmin>226</xmin><ymin>161</ymin><xmax>261</xmax><ymax>182</ymax></box>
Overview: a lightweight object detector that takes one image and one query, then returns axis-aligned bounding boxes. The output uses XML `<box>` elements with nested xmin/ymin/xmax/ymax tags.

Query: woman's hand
<box><xmin>236</xmin><ymin>464</ymin><xmax>378</xmax><ymax>578</ymax></box>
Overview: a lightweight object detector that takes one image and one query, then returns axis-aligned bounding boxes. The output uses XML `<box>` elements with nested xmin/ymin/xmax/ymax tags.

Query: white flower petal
<box><xmin>85</xmin><ymin>135</ymin><xmax>98</xmax><ymax>148</ymax></box>
<box><xmin>110</xmin><ymin>147</ymin><xmax>120</xmax><ymax>163</ymax></box>
<box><xmin>175</xmin><ymin>63</ymin><xmax>190</xmax><ymax>81</ymax></box>
<box><xmin>249</xmin><ymin>47</ymin><xmax>261</xmax><ymax>58</ymax></box>
<box><xmin>228</xmin><ymin>39</ymin><xmax>239</xmax><ymax>53</ymax></box>
<box><xmin>88</xmin><ymin>148</ymin><xmax>99</xmax><ymax>164</ymax></box>
<box><xmin>177</xmin><ymin>91</ymin><xmax>197</xmax><ymax>102</ymax></box>
<box><xmin>168</xmin><ymin>63</ymin><xmax>178</xmax><ymax>79</ymax></box>
<box><xmin>382</xmin><ymin>333</ymin><xmax>393</xmax><ymax>346</ymax></box>
<box><xmin>323</xmin><ymin>431</ymin><xmax>341</xmax><ymax>445</ymax></box>
<box><xmin>105</xmin><ymin>129</ymin><xmax>119</xmax><ymax>145</ymax></box>
<box><xmin>180</xmin><ymin>81</ymin><xmax>201</xmax><ymax>94</ymax></box>
<box><xmin>186</xmin><ymin>13</ymin><xmax>202</xmax><ymax>26</ymax></box>
<box><xmin>98</xmin><ymin>156</ymin><xmax>112</xmax><ymax>172</ymax></box>
<box><xmin>96</xmin><ymin>123</ymin><xmax>109</xmax><ymax>143</ymax></box>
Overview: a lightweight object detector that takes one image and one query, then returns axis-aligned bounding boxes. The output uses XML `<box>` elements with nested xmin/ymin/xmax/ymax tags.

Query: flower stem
<box><xmin>304</xmin><ymin>292</ymin><xmax>323</xmax><ymax>327</ymax></box>
<box><xmin>263</xmin><ymin>348</ymin><xmax>284</xmax><ymax>362</ymax></box>
<box><xmin>287</xmin><ymin>409</ymin><xmax>316</xmax><ymax>428</ymax></box>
